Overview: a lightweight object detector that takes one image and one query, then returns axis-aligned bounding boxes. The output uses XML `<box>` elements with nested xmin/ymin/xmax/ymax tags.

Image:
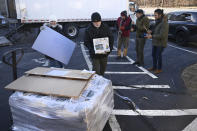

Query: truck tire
<box><xmin>64</xmin><ymin>23</ymin><xmax>79</xmax><ymax>39</ymax></box>
<box><xmin>176</xmin><ymin>31</ymin><xmax>187</xmax><ymax>46</ymax></box>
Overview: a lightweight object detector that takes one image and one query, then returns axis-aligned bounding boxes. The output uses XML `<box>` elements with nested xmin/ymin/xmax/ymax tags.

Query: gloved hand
<box><xmin>120</xmin><ymin>26</ymin><xmax>125</xmax><ymax>30</ymax></box>
<box><xmin>131</xmin><ymin>28</ymin><xmax>134</xmax><ymax>32</ymax></box>
<box><xmin>40</xmin><ymin>25</ymin><xmax>46</xmax><ymax>31</ymax></box>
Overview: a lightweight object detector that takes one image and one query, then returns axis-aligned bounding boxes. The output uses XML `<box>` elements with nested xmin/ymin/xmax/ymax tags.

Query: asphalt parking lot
<box><xmin>0</xmin><ymin>28</ymin><xmax>197</xmax><ymax>131</ymax></box>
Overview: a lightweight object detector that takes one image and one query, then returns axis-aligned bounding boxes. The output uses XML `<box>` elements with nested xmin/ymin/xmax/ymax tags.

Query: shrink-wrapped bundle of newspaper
<box><xmin>9</xmin><ymin>75</ymin><xmax>114</xmax><ymax>131</ymax></box>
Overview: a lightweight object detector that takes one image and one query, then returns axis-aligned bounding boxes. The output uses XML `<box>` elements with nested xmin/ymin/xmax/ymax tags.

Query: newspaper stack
<box><xmin>9</xmin><ymin>75</ymin><xmax>114</xmax><ymax>131</ymax></box>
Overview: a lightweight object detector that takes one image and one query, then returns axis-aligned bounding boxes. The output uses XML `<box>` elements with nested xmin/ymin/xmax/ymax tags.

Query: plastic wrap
<box><xmin>9</xmin><ymin>75</ymin><xmax>114</xmax><ymax>131</ymax></box>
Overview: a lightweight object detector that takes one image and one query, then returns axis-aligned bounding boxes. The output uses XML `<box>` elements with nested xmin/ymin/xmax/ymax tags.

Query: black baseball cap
<box><xmin>135</xmin><ymin>9</ymin><xmax>144</xmax><ymax>14</ymax></box>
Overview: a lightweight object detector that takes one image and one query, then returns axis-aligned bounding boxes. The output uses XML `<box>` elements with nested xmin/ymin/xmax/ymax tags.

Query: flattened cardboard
<box><xmin>25</xmin><ymin>67</ymin><xmax>94</xmax><ymax>80</ymax></box>
<box><xmin>5</xmin><ymin>76</ymin><xmax>88</xmax><ymax>98</ymax></box>
<box><xmin>5</xmin><ymin>67</ymin><xmax>95</xmax><ymax>98</ymax></box>
<box><xmin>32</xmin><ymin>26</ymin><xmax>76</xmax><ymax>65</ymax></box>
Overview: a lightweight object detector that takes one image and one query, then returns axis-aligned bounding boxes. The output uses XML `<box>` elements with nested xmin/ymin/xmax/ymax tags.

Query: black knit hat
<box><xmin>121</xmin><ymin>10</ymin><xmax>127</xmax><ymax>17</ymax></box>
<box><xmin>91</xmin><ymin>12</ymin><xmax>101</xmax><ymax>22</ymax></box>
<box><xmin>135</xmin><ymin>9</ymin><xmax>144</xmax><ymax>14</ymax></box>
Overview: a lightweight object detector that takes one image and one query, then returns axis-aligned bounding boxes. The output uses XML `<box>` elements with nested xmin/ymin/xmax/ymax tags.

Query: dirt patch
<box><xmin>182</xmin><ymin>63</ymin><xmax>197</xmax><ymax>92</ymax></box>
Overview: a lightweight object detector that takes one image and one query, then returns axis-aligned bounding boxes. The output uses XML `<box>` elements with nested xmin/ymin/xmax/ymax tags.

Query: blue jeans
<box><xmin>152</xmin><ymin>46</ymin><xmax>164</xmax><ymax>70</ymax></box>
<box><xmin>49</xmin><ymin>59</ymin><xmax>63</xmax><ymax>68</ymax></box>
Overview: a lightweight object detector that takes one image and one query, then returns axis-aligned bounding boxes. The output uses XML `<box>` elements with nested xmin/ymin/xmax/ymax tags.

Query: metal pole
<box><xmin>2</xmin><ymin>48</ymin><xmax>24</xmax><ymax>81</ymax></box>
<box><xmin>12</xmin><ymin>51</ymin><xmax>17</xmax><ymax>80</ymax></box>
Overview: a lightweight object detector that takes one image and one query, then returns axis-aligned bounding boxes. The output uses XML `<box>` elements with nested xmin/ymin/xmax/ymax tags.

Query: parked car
<box><xmin>150</xmin><ymin>11</ymin><xmax>197</xmax><ymax>46</ymax></box>
<box><xmin>168</xmin><ymin>11</ymin><xmax>197</xmax><ymax>45</ymax></box>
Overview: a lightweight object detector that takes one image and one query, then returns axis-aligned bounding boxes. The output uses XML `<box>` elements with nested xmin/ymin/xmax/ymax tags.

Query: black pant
<box><xmin>92</xmin><ymin>57</ymin><xmax>108</xmax><ymax>76</ymax></box>
<box><xmin>152</xmin><ymin>46</ymin><xmax>164</xmax><ymax>70</ymax></box>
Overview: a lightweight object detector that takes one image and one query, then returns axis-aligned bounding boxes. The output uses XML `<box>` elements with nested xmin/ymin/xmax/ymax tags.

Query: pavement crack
<box><xmin>114</xmin><ymin>90</ymin><xmax>158</xmax><ymax>131</ymax></box>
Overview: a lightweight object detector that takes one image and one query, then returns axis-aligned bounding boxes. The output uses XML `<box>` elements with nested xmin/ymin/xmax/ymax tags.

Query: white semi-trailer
<box><xmin>8</xmin><ymin>0</ymin><xmax>129</xmax><ymax>38</ymax></box>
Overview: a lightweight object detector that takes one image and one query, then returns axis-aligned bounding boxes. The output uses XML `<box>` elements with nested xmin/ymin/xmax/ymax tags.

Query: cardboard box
<box><xmin>5</xmin><ymin>67</ymin><xmax>95</xmax><ymax>98</ymax></box>
<box><xmin>9</xmin><ymin>75</ymin><xmax>114</xmax><ymax>131</ymax></box>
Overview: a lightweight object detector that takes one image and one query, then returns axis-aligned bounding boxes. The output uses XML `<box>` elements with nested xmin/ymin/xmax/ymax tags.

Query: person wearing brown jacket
<box><xmin>132</xmin><ymin>9</ymin><xmax>149</xmax><ymax>67</ymax></box>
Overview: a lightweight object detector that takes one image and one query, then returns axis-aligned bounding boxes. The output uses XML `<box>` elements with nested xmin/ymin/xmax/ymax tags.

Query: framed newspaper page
<box><xmin>93</xmin><ymin>37</ymin><xmax>110</xmax><ymax>54</ymax></box>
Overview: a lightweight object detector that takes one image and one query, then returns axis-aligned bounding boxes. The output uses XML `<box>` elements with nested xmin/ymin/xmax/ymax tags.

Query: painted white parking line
<box><xmin>108</xmin><ymin>62</ymin><xmax>133</xmax><ymax>64</ymax></box>
<box><xmin>183</xmin><ymin>118</ymin><xmax>197</xmax><ymax>131</ymax></box>
<box><xmin>86</xmin><ymin>50</ymin><xmax>117</xmax><ymax>52</ymax></box>
<box><xmin>125</xmin><ymin>54</ymin><xmax>158</xmax><ymax>79</ymax></box>
<box><xmin>87</xmin><ymin>55</ymin><xmax>117</xmax><ymax>57</ymax></box>
<box><xmin>81</xmin><ymin>43</ymin><xmax>157</xmax><ymax>78</ymax></box>
<box><xmin>113</xmin><ymin>46</ymin><xmax>117</xmax><ymax>51</ymax></box>
<box><xmin>138</xmin><ymin>66</ymin><xmax>158</xmax><ymax>79</ymax></box>
<box><xmin>0</xmin><ymin>61</ymin><xmax>2</xmax><ymax>64</ymax></box>
<box><xmin>32</xmin><ymin>58</ymin><xmax>49</xmax><ymax>66</ymax></box>
<box><xmin>168</xmin><ymin>44</ymin><xmax>197</xmax><ymax>55</ymax></box>
<box><xmin>125</xmin><ymin>56</ymin><xmax>135</xmax><ymax>63</ymax></box>
<box><xmin>106</xmin><ymin>72</ymin><xmax>146</xmax><ymax>74</ymax></box>
<box><xmin>113</xmin><ymin>109</ymin><xmax>197</xmax><ymax>116</ymax></box>
<box><xmin>81</xmin><ymin>44</ymin><xmax>92</xmax><ymax>70</ymax></box>
<box><xmin>108</xmin><ymin>115</ymin><xmax>122</xmax><ymax>131</ymax></box>
<box><xmin>130</xmin><ymin>39</ymin><xmax>135</xmax><ymax>43</ymax></box>
<box><xmin>108</xmin><ymin>55</ymin><xmax>118</xmax><ymax>57</ymax></box>
<box><xmin>147</xmin><ymin>40</ymin><xmax>197</xmax><ymax>55</ymax></box>
<box><xmin>113</xmin><ymin>85</ymin><xmax>170</xmax><ymax>89</ymax></box>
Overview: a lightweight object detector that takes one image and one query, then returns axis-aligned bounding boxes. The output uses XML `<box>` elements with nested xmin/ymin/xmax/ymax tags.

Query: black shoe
<box><xmin>137</xmin><ymin>63</ymin><xmax>144</xmax><ymax>67</ymax></box>
<box><xmin>122</xmin><ymin>56</ymin><xmax>127</xmax><ymax>59</ymax></box>
<box><xmin>132</xmin><ymin>62</ymin><xmax>139</xmax><ymax>65</ymax></box>
<box><xmin>116</xmin><ymin>56</ymin><xmax>121</xmax><ymax>59</ymax></box>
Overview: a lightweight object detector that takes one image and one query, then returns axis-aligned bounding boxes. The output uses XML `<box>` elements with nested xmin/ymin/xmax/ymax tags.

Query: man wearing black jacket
<box><xmin>84</xmin><ymin>12</ymin><xmax>114</xmax><ymax>76</ymax></box>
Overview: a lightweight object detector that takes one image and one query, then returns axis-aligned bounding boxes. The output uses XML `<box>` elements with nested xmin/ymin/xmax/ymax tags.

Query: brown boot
<box><xmin>154</xmin><ymin>69</ymin><xmax>162</xmax><ymax>74</ymax></box>
<box><xmin>123</xmin><ymin>48</ymin><xmax>128</xmax><ymax>57</ymax></box>
<box><xmin>148</xmin><ymin>68</ymin><xmax>156</xmax><ymax>71</ymax></box>
<box><xmin>117</xmin><ymin>49</ymin><xmax>121</xmax><ymax>56</ymax></box>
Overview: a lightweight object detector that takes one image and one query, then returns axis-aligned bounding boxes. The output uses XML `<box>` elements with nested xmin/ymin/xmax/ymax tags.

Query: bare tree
<box><xmin>129</xmin><ymin>0</ymin><xmax>197</xmax><ymax>7</ymax></box>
